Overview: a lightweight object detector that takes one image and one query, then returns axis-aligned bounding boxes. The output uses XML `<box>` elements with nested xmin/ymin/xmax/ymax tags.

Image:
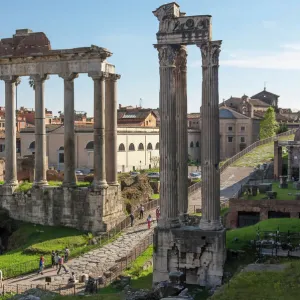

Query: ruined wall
<box><xmin>226</xmin><ymin>198</ymin><xmax>300</xmax><ymax>228</ymax></box>
<box><xmin>0</xmin><ymin>185</ymin><xmax>124</xmax><ymax>233</ymax></box>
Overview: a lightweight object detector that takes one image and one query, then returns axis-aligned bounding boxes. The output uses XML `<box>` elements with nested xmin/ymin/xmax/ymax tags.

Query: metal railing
<box><xmin>187</xmin><ymin>129</ymin><xmax>297</xmax><ymax>196</ymax></box>
<box><xmin>1</xmin><ymin>199</ymin><xmax>158</xmax><ymax>280</ymax></box>
<box><xmin>1</xmin><ymin>234</ymin><xmax>153</xmax><ymax>296</ymax></box>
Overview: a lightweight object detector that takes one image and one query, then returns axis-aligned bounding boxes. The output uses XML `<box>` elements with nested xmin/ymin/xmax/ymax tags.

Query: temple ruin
<box><xmin>152</xmin><ymin>3</ymin><xmax>226</xmax><ymax>287</ymax></box>
<box><xmin>0</xmin><ymin>29</ymin><xmax>124</xmax><ymax>232</ymax></box>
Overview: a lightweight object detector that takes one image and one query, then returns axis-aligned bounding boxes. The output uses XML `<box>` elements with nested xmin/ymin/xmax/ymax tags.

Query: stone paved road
<box><xmin>188</xmin><ymin>166</ymin><xmax>254</xmax><ymax>212</ymax></box>
<box><xmin>4</xmin><ymin>212</ymin><xmax>157</xmax><ymax>286</ymax></box>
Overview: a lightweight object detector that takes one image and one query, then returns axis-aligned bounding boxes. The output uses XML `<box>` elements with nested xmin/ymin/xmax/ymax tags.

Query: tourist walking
<box><xmin>51</xmin><ymin>250</ymin><xmax>55</xmax><ymax>268</ymax></box>
<box><xmin>147</xmin><ymin>214</ymin><xmax>152</xmax><ymax>229</ymax></box>
<box><xmin>65</xmin><ymin>247</ymin><xmax>70</xmax><ymax>262</ymax></box>
<box><xmin>54</xmin><ymin>251</ymin><xmax>59</xmax><ymax>269</ymax></box>
<box><xmin>129</xmin><ymin>212</ymin><xmax>134</xmax><ymax>227</ymax></box>
<box><xmin>139</xmin><ymin>205</ymin><xmax>144</xmax><ymax>219</ymax></box>
<box><xmin>156</xmin><ymin>206</ymin><xmax>160</xmax><ymax>222</ymax></box>
<box><xmin>57</xmin><ymin>255</ymin><xmax>68</xmax><ymax>275</ymax></box>
<box><xmin>37</xmin><ymin>255</ymin><xmax>44</xmax><ymax>275</ymax></box>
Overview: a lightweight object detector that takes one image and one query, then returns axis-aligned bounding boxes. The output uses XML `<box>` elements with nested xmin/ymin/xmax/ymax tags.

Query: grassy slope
<box><xmin>244</xmin><ymin>182</ymin><xmax>299</xmax><ymax>200</ymax></box>
<box><xmin>232</xmin><ymin>134</ymin><xmax>294</xmax><ymax>167</ymax></box>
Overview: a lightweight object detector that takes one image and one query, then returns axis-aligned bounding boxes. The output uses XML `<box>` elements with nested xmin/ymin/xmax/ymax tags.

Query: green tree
<box><xmin>259</xmin><ymin>107</ymin><xmax>278</xmax><ymax>139</ymax></box>
<box><xmin>276</xmin><ymin>122</ymin><xmax>288</xmax><ymax>134</ymax></box>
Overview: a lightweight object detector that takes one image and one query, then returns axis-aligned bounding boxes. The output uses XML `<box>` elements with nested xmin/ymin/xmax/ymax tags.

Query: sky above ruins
<box><xmin>0</xmin><ymin>0</ymin><xmax>300</xmax><ymax>115</ymax></box>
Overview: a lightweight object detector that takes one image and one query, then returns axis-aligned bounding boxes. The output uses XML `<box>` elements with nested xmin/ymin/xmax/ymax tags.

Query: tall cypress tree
<box><xmin>260</xmin><ymin>107</ymin><xmax>278</xmax><ymax>139</ymax></box>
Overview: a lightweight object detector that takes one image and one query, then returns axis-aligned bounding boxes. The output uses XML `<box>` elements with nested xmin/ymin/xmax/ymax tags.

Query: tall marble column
<box><xmin>198</xmin><ymin>41</ymin><xmax>223</xmax><ymax>231</ymax></box>
<box><xmin>32</xmin><ymin>74</ymin><xmax>49</xmax><ymax>186</ymax></box>
<box><xmin>105</xmin><ymin>74</ymin><xmax>121</xmax><ymax>185</ymax></box>
<box><xmin>155</xmin><ymin>44</ymin><xmax>179</xmax><ymax>228</ymax></box>
<box><xmin>287</xmin><ymin>146</ymin><xmax>292</xmax><ymax>182</ymax></box>
<box><xmin>0</xmin><ymin>76</ymin><xmax>18</xmax><ymax>186</ymax></box>
<box><xmin>89</xmin><ymin>72</ymin><xmax>108</xmax><ymax>190</ymax></box>
<box><xmin>175</xmin><ymin>46</ymin><xmax>188</xmax><ymax>218</ymax></box>
<box><xmin>59</xmin><ymin>73</ymin><xmax>78</xmax><ymax>187</ymax></box>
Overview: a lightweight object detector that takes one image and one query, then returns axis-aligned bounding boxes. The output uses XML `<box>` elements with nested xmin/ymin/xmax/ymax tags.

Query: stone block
<box><xmin>293</xmin><ymin>181</ymin><xmax>300</xmax><ymax>190</ymax></box>
<box><xmin>266</xmin><ymin>191</ymin><xmax>277</xmax><ymax>199</ymax></box>
<box><xmin>295</xmin><ymin>193</ymin><xmax>300</xmax><ymax>201</ymax></box>
<box><xmin>258</xmin><ymin>183</ymin><xmax>272</xmax><ymax>193</ymax></box>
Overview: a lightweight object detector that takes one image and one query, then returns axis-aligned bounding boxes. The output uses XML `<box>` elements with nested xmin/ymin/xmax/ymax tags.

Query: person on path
<box><xmin>147</xmin><ymin>214</ymin><xmax>152</xmax><ymax>229</ymax></box>
<box><xmin>129</xmin><ymin>212</ymin><xmax>134</xmax><ymax>227</ymax></box>
<box><xmin>68</xmin><ymin>272</ymin><xmax>76</xmax><ymax>284</ymax></box>
<box><xmin>54</xmin><ymin>251</ymin><xmax>59</xmax><ymax>269</ymax></box>
<box><xmin>51</xmin><ymin>250</ymin><xmax>55</xmax><ymax>268</ymax></box>
<box><xmin>65</xmin><ymin>247</ymin><xmax>70</xmax><ymax>262</ymax></box>
<box><xmin>57</xmin><ymin>255</ymin><xmax>68</xmax><ymax>275</ymax></box>
<box><xmin>139</xmin><ymin>205</ymin><xmax>144</xmax><ymax>219</ymax></box>
<box><xmin>156</xmin><ymin>206</ymin><xmax>160</xmax><ymax>222</ymax></box>
<box><xmin>38</xmin><ymin>255</ymin><xmax>44</xmax><ymax>275</ymax></box>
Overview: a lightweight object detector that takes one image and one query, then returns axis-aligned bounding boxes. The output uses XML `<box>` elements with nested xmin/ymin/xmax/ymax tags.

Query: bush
<box><xmin>84</xmin><ymin>174</ymin><xmax>94</xmax><ymax>183</ymax></box>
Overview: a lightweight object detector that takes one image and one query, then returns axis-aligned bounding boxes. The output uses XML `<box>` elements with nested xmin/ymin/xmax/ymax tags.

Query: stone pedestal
<box><xmin>153</xmin><ymin>226</ymin><xmax>226</xmax><ymax>287</ymax></box>
<box><xmin>279</xmin><ymin>176</ymin><xmax>288</xmax><ymax>189</ymax></box>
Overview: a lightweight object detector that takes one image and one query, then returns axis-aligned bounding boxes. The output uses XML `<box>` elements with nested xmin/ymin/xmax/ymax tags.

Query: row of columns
<box><xmin>0</xmin><ymin>72</ymin><xmax>120</xmax><ymax>190</ymax></box>
<box><xmin>156</xmin><ymin>41</ymin><xmax>222</xmax><ymax>230</ymax></box>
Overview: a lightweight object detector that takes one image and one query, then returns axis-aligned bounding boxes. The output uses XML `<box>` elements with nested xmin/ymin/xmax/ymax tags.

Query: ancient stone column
<box><xmin>175</xmin><ymin>46</ymin><xmax>188</xmax><ymax>218</ymax></box>
<box><xmin>287</xmin><ymin>146</ymin><xmax>292</xmax><ymax>182</ymax></box>
<box><xmin>31</xmin><ymin>74</ymin><xmax>49</xmax><ymax>186</ymax></box>
<box><xmin>155</xmin><ymin>44</ymin><xmax>179</xmax><ymax>228</ymax></box>
<box><xmin>59</xmin><ymin>73</ymin><xmax>78</xmax><ymax>187</ymax></box>
<box><xmin>105</xmin><ymin>74</ymin><xmax>121</xmax><ymax>185</ymax></box>
<box><xmin>89</xmin><ymin>72</ymin><xmax>108</xmax><ymax>190</ymax></box>
<box><xmin>198</xmin><ymin>41</ymin><xmax>223</xmax><ymax>231</ymax></box>
<box><xmin>0</xmin><ymin>76</ymin><xmax>18</xmax><ymax>186</ymax></box>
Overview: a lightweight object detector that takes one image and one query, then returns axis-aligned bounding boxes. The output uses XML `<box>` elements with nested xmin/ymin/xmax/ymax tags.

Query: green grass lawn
<box><xmin>15</xmin><ymin>181</ymin><xmax>91</xmax><ymax>192</ymax></box>
<box><xmin>151</xmin><ymin>193</ymin><xmax>160</xmax><ymax>200</ymax></box>
<box><xmin>212</xmin><ymin>260</ymin><xmax>300</xmax><ymax>300</ymax></box>
<box><xmin>232</xmin><ymin>134</ymin><xmax>294</xmax><ymax>167</ymax></box>
<box><xmin>0</xmin><ymin>223</ymin><xmax>120</xmax><ymax>278</ymax></box>
<box><xmin>243</xmin><ymin>182</ymin><xmax>298</xmax><ymax>200</ymax></box>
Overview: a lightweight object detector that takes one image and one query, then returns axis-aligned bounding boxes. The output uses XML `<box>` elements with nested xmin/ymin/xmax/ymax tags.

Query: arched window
<box><xmin>118</xmin><ymin>143</ymin><xmax>125</xmax><ymax>151</ymax></box>
<box><xmin>155</xmin><ymin>142</ymin><xmax>159</xmax><ymax>150</ymax></box>
<box><xmin>86</xmin><ymin>141</ymin><xmax>94</xmax><ymax>150</ymax></box>
<box><xmin>59</xmin><ymin>146</ymin><xmax>64</xmax><ymax>151</ymax></box>
<box><xmin>196</xmin><ymin>141</ymin><xmax>200</xmax><ymax>148</ymax></box>
<box><xmin>147</xmin><ymin>143</ymin><xmax>153</xmax><ymax>150</ymax></box>
<box><xmin>190</xmin><ymin>141</ymin><xmax>194</xmax><ymax>148</ymax></box>
<box><xmin>29</xmin><ymin>141</ymin><xmax>35</xmax><ymax>150</ymax></box>
<box><xmin>138</xmin><ymin>143</ymin><xmax>144</xmax><ymax>150</ymax></box>
<box><xmin>129</xmin><ymin>143</ymin><xmax>135</xmax><ymax>151</ymax></box>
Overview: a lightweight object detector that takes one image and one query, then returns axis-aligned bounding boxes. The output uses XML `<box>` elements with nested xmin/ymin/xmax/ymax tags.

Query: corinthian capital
<box><xmin>155</xmin><ymin>45</ymin><xmax>179</xmax><ymax>68</ymax></box>
<box><xmin>59</xmin><ymin>73</ymin><xmax>79</xmax><ymax>81</ymax></box>
<box><xmin>107</xmin><ymin>74</ymin><xmax>121</xmax><ymax>81</ymax></box>
<box><xmin>198</xmin><ymin>40</ymin><xmax>222</xmax><ymax>68</ymax></box>
<box><xmin>30</xmin><ymin>74</ymin><xmax>49</xmax><ymax>82</ymax></box>
<box><xmin>88</xmin><ymin>71</ymin><xmax>108</xmax><ymax>80</ymax></box>
<box><xmin>0</xmin><ymin>75</ymin><xmax>20</xmax><ymax>83</ymax></box>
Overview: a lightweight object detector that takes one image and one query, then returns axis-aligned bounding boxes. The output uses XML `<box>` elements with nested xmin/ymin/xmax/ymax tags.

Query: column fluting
<box><xmin>198</xmin><ymin>41</ymin><xmax>223</xmax><ymax>231</ymax></box>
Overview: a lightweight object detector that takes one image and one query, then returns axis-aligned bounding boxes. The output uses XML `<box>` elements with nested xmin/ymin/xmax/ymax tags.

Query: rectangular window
<box><xmin>59</xmin><ymin>153</ymin><xmax>64</xmax><ymax>163</ymax></box>
<box><xmin>228</xmin><ymin>136</ymin><xmax>233</xmax><ymax>143</ymax></box>
<box><xmin>241</xmin><ymin>126</ymin><xmax>245</xmax><ymax>131</ymax></box>
<box><xmin>228</xmin><ymin>126</ymin><xmax>233</xmax><ymax>131</ymax></box>
<box><xmin>241</xmin><ymin>137</ymin><xmax>245</xmax><ymax>143</ymax></box>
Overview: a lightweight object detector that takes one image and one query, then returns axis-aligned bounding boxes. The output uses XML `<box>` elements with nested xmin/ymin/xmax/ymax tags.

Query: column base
<box><xmin>92</xmin><ymin>180</ymin><xmax>109</xmax><ymax>191</ymax></box>
<box><xmin>4</xmin><ymin>180</ymin><xmax>18</xmax><ymax>187</ymax></box>
<box><xmin>158</xmin><ymin>217</ymin><xmax>181</xmax><ymax>229</ymax></box>
<box><xmin>199</xmin><ymin>217</ymin><xmax>223</xmax><ymax>231</ymax></box>
<box><xmin>107</xmin><ymin>181</ymin><xmax>119</xmax><ymax>186</ymax></box>
<box><xmin>33</xmin><ymin>180</ymin><xmax>48</xmax><ymax>187</ymax></box>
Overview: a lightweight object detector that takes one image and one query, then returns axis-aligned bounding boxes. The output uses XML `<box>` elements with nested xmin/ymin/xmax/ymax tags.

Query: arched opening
<box><xmin>86</xmin><ymin>141</ymin><xmax>94</xmax><ymax>150</ymax></box>
<box><xmin>29</xmin><ymin>141</ymin><xmax>35</xmax><ymax>150</ymax></box>
<box><xmin>129</xmin><ymin>143</ymin><xmax>135</xmax><ymax>151</ymax></box>
<box><xmin>196</xmin><ymin>141</ymin><xmax>200</xmax><ymax>147</ymax></box>
<box><xmin>147</xmin><ymin>143</ymin><xmax>153</xmax><ymax>150</ymax></box>
<box><xmin>59</xmin><ymin>146</ymin><xmax>64</xmax><ymax>151</ymax></box>
<box><xmin>138</xmin><ymin>143</ymin><xmax>144</xmax><ymax>150</ymax></box>
<box><xmin>57</xmin><ymin>146</ymin><xmax>64</xmax><ymax>170</ymax></box>
<box><xmin>190</xmin><ymin>141</ymin><xmax>194</xmax><ymax>148</ymax></box>
<box><xmin>118</xmin><ymin>143</ymin><xmax>125</xmax><ymax>151</ymax></box>
<box><xmin>155</xmin><ymin>142</ymin><xmax>159</xmax><ymax>150</ymax></box>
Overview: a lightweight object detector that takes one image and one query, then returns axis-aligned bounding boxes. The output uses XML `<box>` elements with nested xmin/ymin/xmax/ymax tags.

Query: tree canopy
<box><xmin>259</xmin><ymin>107</ymin><xmax>278</xmax><ymax>139</ymax></box>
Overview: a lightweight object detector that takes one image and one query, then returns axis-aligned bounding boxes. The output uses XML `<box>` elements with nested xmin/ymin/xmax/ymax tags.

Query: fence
<box><xmin>1</xmin><ymin>199</ymin><xmax>159</xmax><ymax>280</ymax></box>
<box><xmin>1</xmin><ymin>234</ymin><xmax>153</xmax><ymax>296</ymax></box>
<box><xmin>187</xmin><ymin>128</ymin><xmax>297</xmax><ymax>196</ymax></box>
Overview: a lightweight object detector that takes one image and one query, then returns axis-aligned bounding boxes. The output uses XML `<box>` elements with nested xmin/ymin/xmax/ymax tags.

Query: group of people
<box><xmin>129</xmin><ymin>205</ymin><xmax>160</xmax><ymax>229</ymax></box>
<box><xmin>38</xmin><ymin>247</ymin><xmax>70</xmax><ymax>276</ymax></box>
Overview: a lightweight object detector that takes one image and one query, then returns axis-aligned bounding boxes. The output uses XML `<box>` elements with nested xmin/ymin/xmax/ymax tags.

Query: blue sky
<box><xmin>0</xmin><ymin>0</ymin><xmax>300</xmax><ymax>116</ymax></box>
